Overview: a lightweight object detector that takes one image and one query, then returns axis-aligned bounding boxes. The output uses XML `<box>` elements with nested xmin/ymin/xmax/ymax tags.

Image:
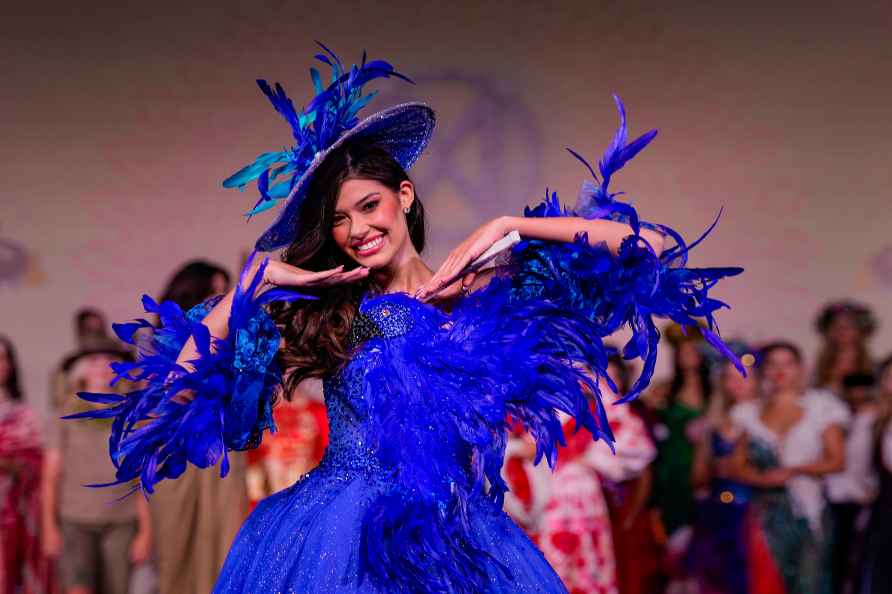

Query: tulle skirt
<box><xmin>213</xmin><ymin>460</ymin><xmax>568</xmax><ymax>593</ymax></box>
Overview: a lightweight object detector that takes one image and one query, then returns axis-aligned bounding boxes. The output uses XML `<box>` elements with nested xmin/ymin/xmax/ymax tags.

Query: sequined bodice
<box><xmin>319</xmin><ymin>293</ymin><xmax>444</xmax><ymax>478</ymax></box>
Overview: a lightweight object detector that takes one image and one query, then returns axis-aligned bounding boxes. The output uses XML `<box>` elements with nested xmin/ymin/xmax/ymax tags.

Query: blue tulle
<box><xmin>66</xmin><ymin>255</ymin><xmax>312</xmax><ymax>495</ymax></box>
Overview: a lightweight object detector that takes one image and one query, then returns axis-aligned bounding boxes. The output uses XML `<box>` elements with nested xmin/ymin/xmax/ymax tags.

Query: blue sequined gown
<box><xmin>214</xmin><ymin>293</ymin><xmax>569</xmax><ymax>593</ymax></box>
<box><xmin>71</xmin><ymin>110</ymin><xmax>743</xmax><ymax>593</ymax></box>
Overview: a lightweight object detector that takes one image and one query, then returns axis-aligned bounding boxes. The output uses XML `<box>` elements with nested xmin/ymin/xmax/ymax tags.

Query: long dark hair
<box><xmin>815</xmin><ymin>343</ymin><xmax>872</xmax><ymax>389</ymax></box>
<box><xmin>667</xmin><ymin>341</ymin><xmax>713</xmax><ymax>406</ymax></box>
<box><xmin>271</xmin><ymin>141</ymin><xmax>427</xmax><ymax>397</ymax></box>
<box><xmin>161</xmin><ymin>261</ymin><xmax>231</xmax><ymax>310</ymax></box>
<box><xmin>0</xmin><ymin>335</ymin><xmax>23</xmax><ymax>401</ymax></box>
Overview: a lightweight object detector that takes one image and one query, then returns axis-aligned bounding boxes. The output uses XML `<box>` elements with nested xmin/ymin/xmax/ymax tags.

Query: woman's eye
<box><xmin>362</xmin><ymin>200</ymin><xmax>379</xmax><ymax>212</ymax></box>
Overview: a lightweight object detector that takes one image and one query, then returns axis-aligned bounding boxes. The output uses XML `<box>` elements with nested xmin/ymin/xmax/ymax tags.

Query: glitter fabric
<box><xmin>213</xmin><ymin>292</ymin><xmax>571</xmax><ymax>594</ymax></box>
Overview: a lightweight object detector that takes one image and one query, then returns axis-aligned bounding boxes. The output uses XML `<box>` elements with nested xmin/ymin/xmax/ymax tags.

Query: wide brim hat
<box><xmin>222</xmin><ymin>43</ymin><xmax>436</xmax><ymax>252</ymax></box>
<box><xmin>255</xmin><ymin>102</ymin><xmax>435</xmax><ymax>251</ymax></box>
<box><xmin>61</xmin><ymin>337</ymin><xmax>133</xmax><ymax>373</ymax></box>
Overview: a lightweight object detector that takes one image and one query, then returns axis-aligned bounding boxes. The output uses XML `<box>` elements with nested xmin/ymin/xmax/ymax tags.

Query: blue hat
<box><xmin>223</xmin><ymin>42</ymin><xmax>436</xmax><ymax>251</ymax></box>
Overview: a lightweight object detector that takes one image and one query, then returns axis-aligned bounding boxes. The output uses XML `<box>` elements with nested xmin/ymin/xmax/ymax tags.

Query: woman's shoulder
<box><xmin>729</xmin><ymin>400</ymin><xmax>761</xmax><ymax>430</ymax></box>
<box><xmin>802</xmin><ymin>388</ymin><xmax>851</xmax><ymax>429</ymax></box>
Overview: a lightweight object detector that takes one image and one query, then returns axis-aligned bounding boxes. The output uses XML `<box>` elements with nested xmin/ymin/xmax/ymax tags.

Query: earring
<box><xmin>403</xmin><ymin>206</ymin><xmax>411</xmax><ymax>214</ymax></box>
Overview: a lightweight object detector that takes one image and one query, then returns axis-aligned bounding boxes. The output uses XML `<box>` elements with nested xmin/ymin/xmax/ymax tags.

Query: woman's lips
<box><xmin>354</xmin><ymin>234</ymin><xmax>386</xmax><ymax>257</ymax></box>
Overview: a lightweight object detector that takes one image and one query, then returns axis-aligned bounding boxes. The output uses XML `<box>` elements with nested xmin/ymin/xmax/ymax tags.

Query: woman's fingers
<box><xmin>418</xmin><ymin>250</ymin><xmax>463</xmax><ymax>297</ymax></box>
<box><xmin>430</xmin><ymin>252</ymin><xmax>473</xmax><ymax>294</ymax></box>
<box><xmin>320</xmin><ymin>267</ymin><xmax>369</xmax><ymax>286</ymax></box>
<box><xmin>265</xmin><ymin>262</ymin><xmax>372</xmax><ymax>288</ymax></box>
<box><xmin>422</xmin><ymin>280</ymin><xmax>463</xmax><ymax>302</ymax></box>
<box><xmin>266</xmin><ymin>262</ymin><xmax>340</xmax><ymax>286</ymax></box>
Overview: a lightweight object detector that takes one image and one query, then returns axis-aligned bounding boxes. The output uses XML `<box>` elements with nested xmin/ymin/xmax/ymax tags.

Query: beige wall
<box><xmin>2</xmin><ymin>0</ymin><xmax>891</xmax><ymax>418</ymax></box>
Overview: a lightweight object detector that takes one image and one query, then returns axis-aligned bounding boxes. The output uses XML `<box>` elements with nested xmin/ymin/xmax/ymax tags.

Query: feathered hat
<box><xmin>223</xmin><ymin>42</ymin><xmax>436</xmax><ymax>251</ymax></box>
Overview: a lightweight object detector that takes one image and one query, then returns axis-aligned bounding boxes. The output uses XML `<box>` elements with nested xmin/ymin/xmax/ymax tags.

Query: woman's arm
<box><xmin>174</xmin><ymin>289</ymin><xmax>235</xmax><ymax>369</ymax></box>
<box><xmin>503</xmin><ymin>215</ymin><xmax>665</xmax><ymax>255</ymax></box>
<box><xmin>419</xmin><ymin>215</ymin><xmax>664</xmax><ymax>300</ymax></box>
<box><xmin>174</xmin><ymin>258</ymin><xmax>369</xmax><ymax>369</ymax></box>
<box><xmin>621</xmin><ymin>465</ymin><xmax>653</xmax><ymax>531</ymax></box>
<box><xmin>789</xmin><ymin>424</ymin><xmax>845</xmax><ymax>477</ymax></box>
<box><xmin>728</xmin><ymin>434</ymin><xmax>792</xmax><ymax>488</ymax></box>
<box><xmin>691</xmin><ymin>433</ymin><xmax>713</xmax><ymax>490</ymax></box>
<box><xmin>41</xmin><ymin>449</ymin><xmax>63</xmax><ymax>558</ymax></box>
<box><xmin>129</xmin><ymin>495</ymin><xmax>152</xmax><ymax>564</ymax></box>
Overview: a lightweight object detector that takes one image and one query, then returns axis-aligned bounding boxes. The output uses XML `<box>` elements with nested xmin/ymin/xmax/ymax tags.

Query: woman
<box><xmin>687</xmin><ymin>341</ymin><xmax>758</xmax><ymax>594</ymax></box>
<box><xmin>603</xmin><ymin>356</ymin><xmax>664</xmax><ymax>594</ymax></box>
<box><xmin>43</xmin><ymin>341</ymin><xmax>152</xmax><ymax>594</ymax></box>
<box><xmin>0</xmin><ymin>336</ymin><xmax>55</xmax><ymax>594</ymax></box>
<box><xmin>731</xmin><ymin>341</ymin><xmax>847</xmax><ymax>594</ymax></box>
<box><xmin>859</xmin><ymin>355</ymin><xmax>892</xmax><ymax>594</ymax></box>
<box><xmin>650</xmin><ymin>324</ymin><xmax>714</xmax><ymax>544</ymax></box>
<box><xmin>148</xmin><ymin>259</ymin><xmax>245</xmax><ymax>594</ymax></box>
<box><xmin>73</xmin><ymin>46</ymin><xmax>742</xmax><ymax>593</ymax></box>
<box><xmin>538</xmin><ymin>354</ymin><xmax>656</xmax><ymax>594</ymax></box>
<box><xmin>814</xmin><ymin>301</ymin><xmax>876</xmax><ymax>395</ymax></box>
<box><xmin>245</xmin><ymin>380</ymin><xmax>328</xmax><ymax>508</ymax></box>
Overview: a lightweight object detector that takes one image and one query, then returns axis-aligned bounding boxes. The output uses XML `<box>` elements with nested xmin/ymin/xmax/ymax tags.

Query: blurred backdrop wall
<box><xmin>2</xmin><ymin>0</ymin><xmax>891</xmax><ymax>418</ymax></box>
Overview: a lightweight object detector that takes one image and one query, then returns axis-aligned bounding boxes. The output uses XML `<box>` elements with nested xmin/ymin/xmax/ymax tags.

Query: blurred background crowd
<box><xmin>3</xmin><ymin>257</ymin><xmax>892</xmax><ymax>594</ymax></box>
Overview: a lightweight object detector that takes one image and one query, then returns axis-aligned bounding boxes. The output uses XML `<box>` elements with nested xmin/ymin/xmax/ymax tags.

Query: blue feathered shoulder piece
<box><xmin>65</xmin><ymin>255</ymin><xmax>312</xmax><ymax>495</ymax></box>
<box><xmin>508</xmin><ymin>95</ymin><xmax>745</xmax><ymax>401</ymax></box>
<box><xmin>354</xmin><ymin>291</ymin><xmax>608</xmax><ymax>593</ymax></box>
<box><xmin>352</xmin><ymin>95</ymin><xmax>743</xmax><ymax>594</ymax></box>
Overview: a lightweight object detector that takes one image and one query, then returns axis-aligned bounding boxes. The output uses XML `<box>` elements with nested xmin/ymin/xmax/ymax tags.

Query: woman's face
<box><xmin>211</xmin><ymin>272</ymin><xmax>229</xmax><ymax>295</ymax></box>
<box><xmin>676</xmin><ymin>341</ymin><xmax>703</xmax><ymax>372</ymax></box>
<box><xmin>760</xmin><ymin>348</ymin><xmax>803</xmax><ymax>395</ymax></box>
<box><xmin>828</xmin><ymin>312</ymin><xmax>861</xmax><ymax>346</ymax></box>
<box><xmin>719</xmin><ymin>361</ymin><xmax>756</xmax><ymax>404</ymax></box>
<box><xmin>0</xmin><ymin>343</ymin><xmax>10</xmax><ymax>387</ymax></box>
<box><xmin>331</xmin><ymin>178</ymin><xmax>414</xmax><ymax>269</ymax></box>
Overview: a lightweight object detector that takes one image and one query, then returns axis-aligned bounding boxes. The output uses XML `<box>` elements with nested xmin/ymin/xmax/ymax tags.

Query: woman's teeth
<box><xmin>356</xmin><ymin>236</ymin><xmax>384</xmax><ymax>253</ymax></box>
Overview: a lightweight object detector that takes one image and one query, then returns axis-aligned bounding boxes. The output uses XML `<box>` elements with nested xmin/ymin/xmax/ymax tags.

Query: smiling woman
<box><xmin>70</xmin><ymin>44</ymin><xmax>743</xmax><ymax>594</ymax></box>
<box><xmin>271</xmin><ymin>140</ymin><xmax>432</xmax><ymax>393</ymax></box>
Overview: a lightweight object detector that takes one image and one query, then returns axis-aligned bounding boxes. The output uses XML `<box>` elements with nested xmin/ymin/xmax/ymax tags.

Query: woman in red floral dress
<box><xmin>246</xmin><ymin>381</ymin><xmax>329</xmax><ymax>508</ymax></box>
<box><xmin>539</xmin><ymin>355</ymin><xmax>657</xmax><ymax>594</ymax></box>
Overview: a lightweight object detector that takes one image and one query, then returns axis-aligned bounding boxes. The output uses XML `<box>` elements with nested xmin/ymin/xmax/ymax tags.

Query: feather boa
<box><xmin>66</xmin><ymin>255</ymin><xmax>311</xmax><ymax>495</ymax></box>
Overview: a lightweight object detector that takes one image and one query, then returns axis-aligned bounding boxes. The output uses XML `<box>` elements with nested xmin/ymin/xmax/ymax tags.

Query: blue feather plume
<box><xmin>222</xmin><ymin>42</ymin><xmax>414</xmax><ymax>219</ymax></box>
<box><xmin>65</xmin><ymin>254</ymin><xmax>314</xmax><ymax>496</ymax></box>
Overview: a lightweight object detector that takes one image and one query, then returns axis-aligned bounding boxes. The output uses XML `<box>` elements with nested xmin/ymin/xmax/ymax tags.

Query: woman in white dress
<box><xmin>730</xmin><ymin>341</ymin><xmax>848</xmax><ymax>594</ymax></box>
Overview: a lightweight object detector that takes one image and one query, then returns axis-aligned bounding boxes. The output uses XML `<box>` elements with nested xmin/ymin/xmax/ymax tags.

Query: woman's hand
<box><xmin>415</xmin><ymin>217</ymin><xmax>509</xmax><ymax>301</ymax></box>
<box><xmin>258</xmin><ymin>259</ymin><xmax>370</xmax><ymax>292</ymax></box>
<box><xmin>760</xmin><ymin>467</ymin><xmax>794</xmax><ymax>487</ymax></box>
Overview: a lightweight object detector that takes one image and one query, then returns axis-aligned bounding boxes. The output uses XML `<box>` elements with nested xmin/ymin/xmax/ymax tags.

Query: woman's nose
<box><xmin>349</xmin><ymin>217</ymin><xmax>371</xmax><ymax>239</ymax></box>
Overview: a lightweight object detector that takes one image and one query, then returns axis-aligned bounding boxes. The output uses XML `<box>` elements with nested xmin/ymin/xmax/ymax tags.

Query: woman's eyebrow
<box><xmin>336</xmin><ymin>192</ymin><xmax>380</xmax><ymax>214</ymax></box>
